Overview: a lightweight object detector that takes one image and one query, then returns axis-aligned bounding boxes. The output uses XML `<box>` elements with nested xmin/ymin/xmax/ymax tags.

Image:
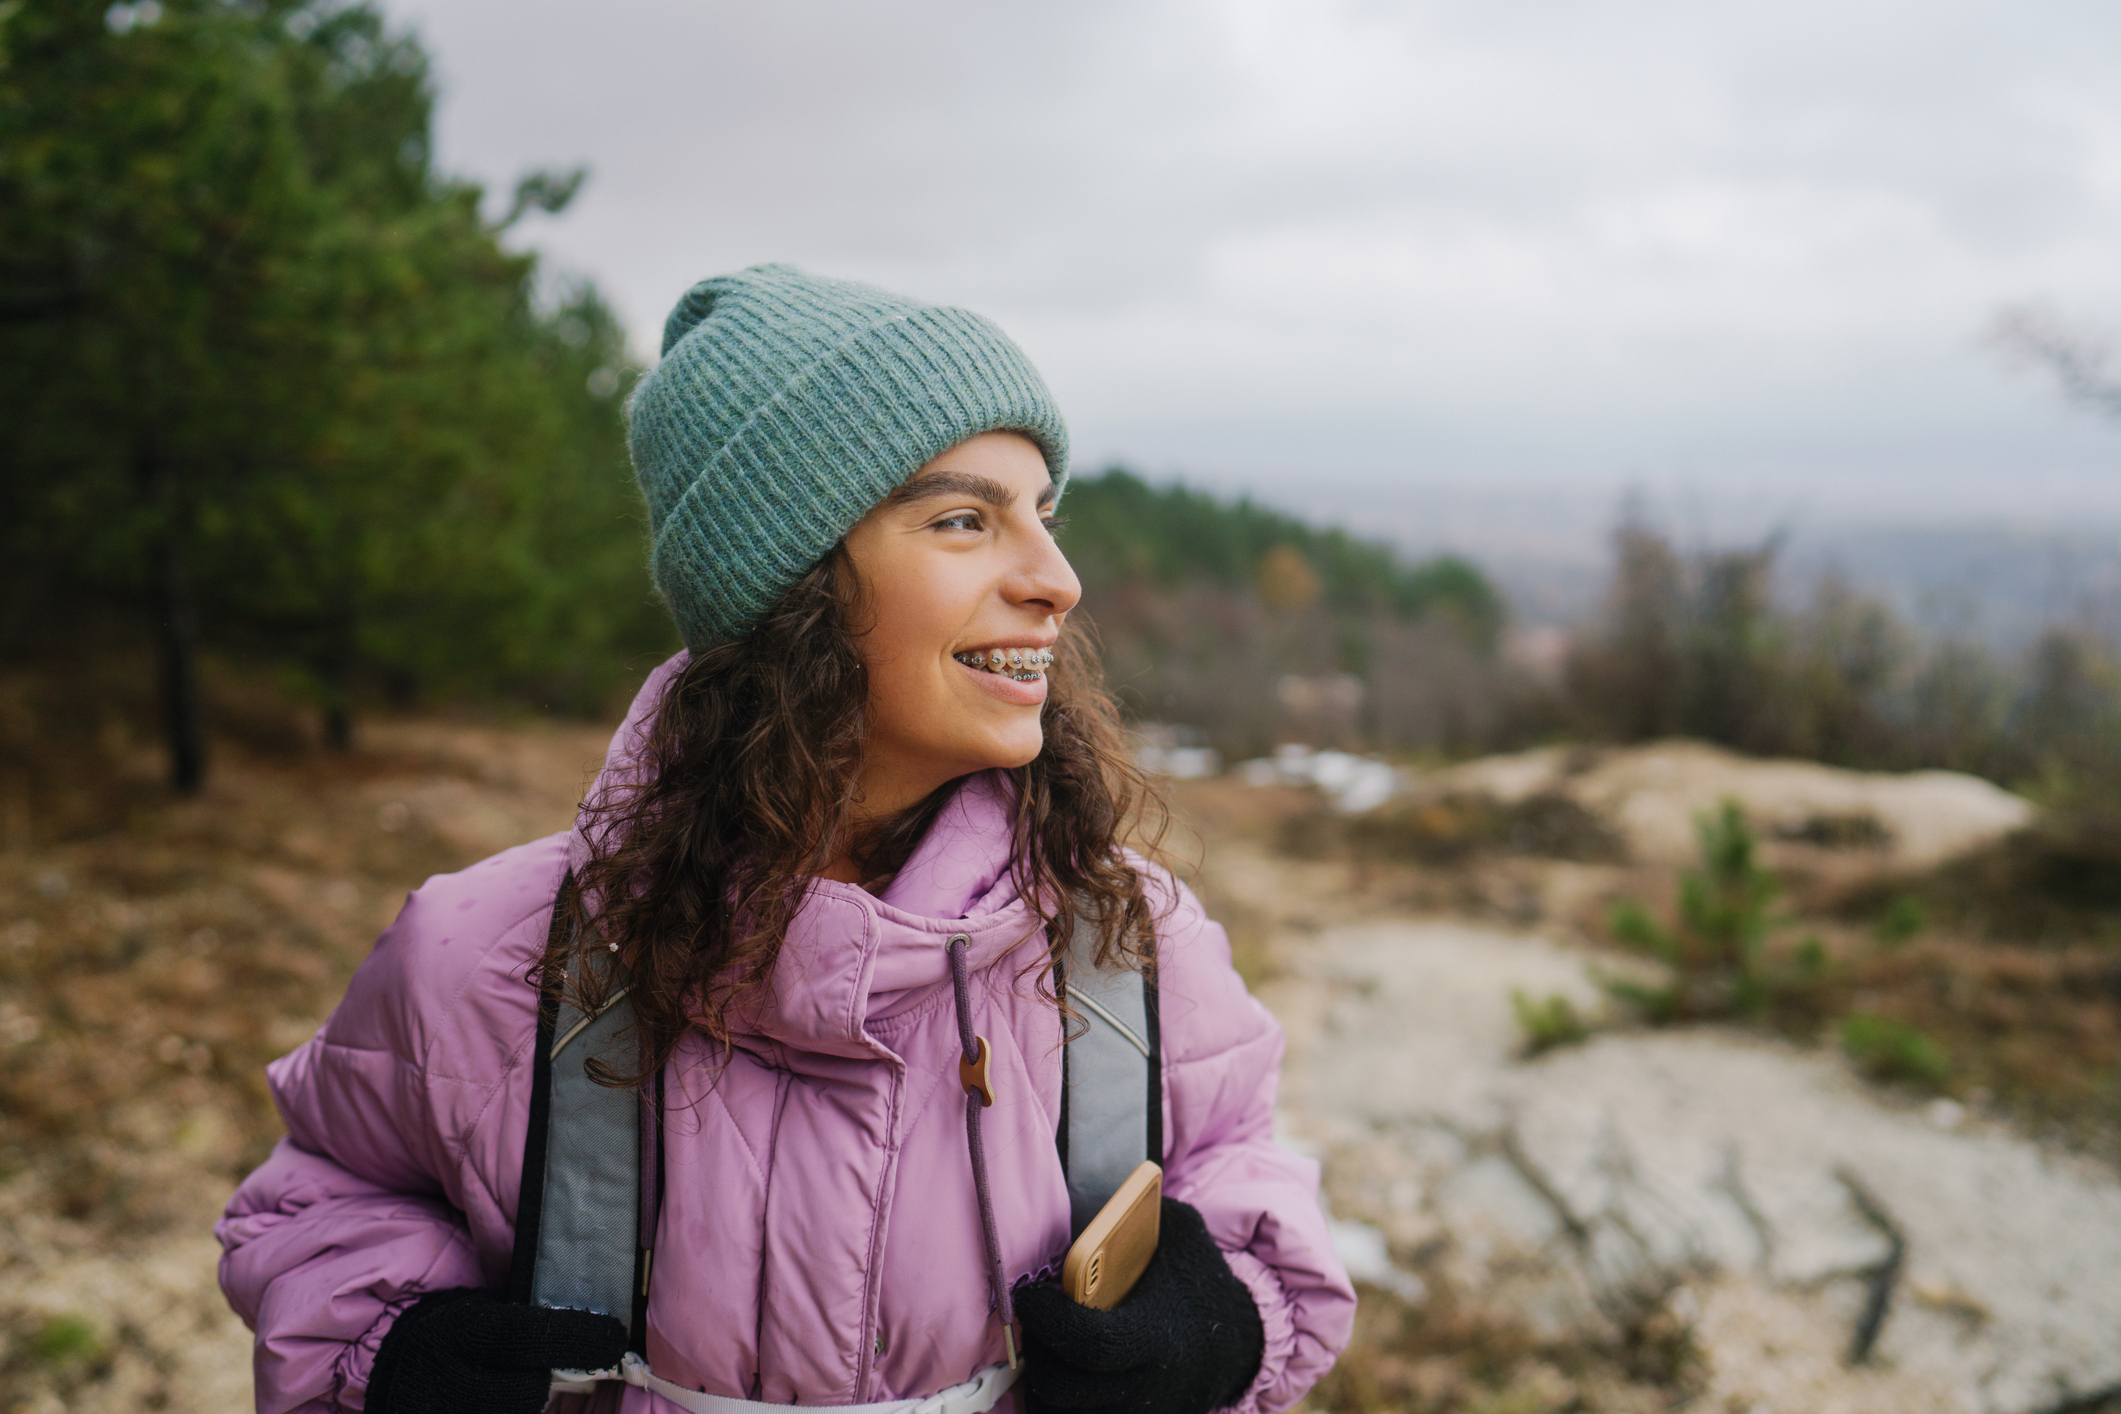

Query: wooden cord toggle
<box><xmin>959</xmin><ymin>1035</ymin><xmax>995</xmax><ymax>1108</ymax></box>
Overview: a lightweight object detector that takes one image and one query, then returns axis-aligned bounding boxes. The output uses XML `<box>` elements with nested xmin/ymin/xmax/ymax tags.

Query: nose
<box><xmin>1010</xmin><ymin>520</ymin><xmax>1082</xmax><ymax>619</ymax></box>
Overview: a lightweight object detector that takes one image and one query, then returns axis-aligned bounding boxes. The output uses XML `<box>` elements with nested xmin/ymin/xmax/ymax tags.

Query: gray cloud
<box><xmin>384</xmin><ymin>0</ymin><xmax>2121</xmax><ymax>527</ymax></box>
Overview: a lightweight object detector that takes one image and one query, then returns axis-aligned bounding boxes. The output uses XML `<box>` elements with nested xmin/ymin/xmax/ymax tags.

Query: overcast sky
<box><xmin>379</xmin><ymin>0</ymin><xmax>2121</xmax><ymax>554</ymax></box>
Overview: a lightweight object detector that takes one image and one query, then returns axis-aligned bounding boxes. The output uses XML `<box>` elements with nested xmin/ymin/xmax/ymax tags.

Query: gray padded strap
<box><xmin>1062</xmin><ymin>915</ymin><xmax>1155</xmax><ymax>1237</ymax></box>
<box><xmin>527</xmin><ymin>906</ymin><xmax>1160</xmax><ymax>1333</ymax></box>
<box><xmin>532</xmin><ymin>973</ymin><xmax>641</xmax><ymax>1329</ymax></box>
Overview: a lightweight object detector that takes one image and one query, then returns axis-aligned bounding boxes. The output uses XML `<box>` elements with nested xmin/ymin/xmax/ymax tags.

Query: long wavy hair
<box><xmin>541</xmin><ymin>547</ymin><xmax>1165</xmax><ymax>1086</ymax></box>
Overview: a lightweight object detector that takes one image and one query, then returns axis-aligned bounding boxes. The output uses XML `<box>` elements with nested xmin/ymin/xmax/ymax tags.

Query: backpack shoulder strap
<box><xmin>506</xmin><ymin>872</ymin><xmax>651</xmax><ymax>1345</ymax></box>
<box><xmin>510</xmin><ymin>878</ymin><xmax>1162</xmax><ymax>1332</ymax></box>
<box><xmin>1056</xmin><ymin>910</ymin><xmax>1163</xmax><ymax>1237</ymax></box>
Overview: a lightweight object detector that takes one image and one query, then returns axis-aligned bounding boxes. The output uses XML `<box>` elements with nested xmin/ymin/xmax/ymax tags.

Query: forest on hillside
<box><xmin>1057</xmin><ymin>469</ymin><xmax>1514</xmax><ymax>757</ymax></box>
<box><xmin>0</xmin><ymin>0</ymin><xmax>672</xmax><ymax>790</ymax></box>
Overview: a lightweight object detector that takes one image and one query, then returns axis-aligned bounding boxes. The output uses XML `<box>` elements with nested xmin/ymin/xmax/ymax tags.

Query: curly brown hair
<box><xmin>543</xmin><ymin>547</ymin><xmax>1165</xmax><ymax>1086</ymax></box>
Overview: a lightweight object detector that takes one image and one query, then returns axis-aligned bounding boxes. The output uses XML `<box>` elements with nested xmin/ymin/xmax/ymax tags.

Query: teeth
<box><xmin>955</xmin><ymin>647</ymin><xmax>1054</xmax><ymax>675</ymax></box>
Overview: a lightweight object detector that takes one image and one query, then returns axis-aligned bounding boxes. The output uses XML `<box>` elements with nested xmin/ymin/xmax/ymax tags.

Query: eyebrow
<box><xmin>887</xmin><ymin>469</ymin><xmax>1060</xmax><ymax>512</ymax></box>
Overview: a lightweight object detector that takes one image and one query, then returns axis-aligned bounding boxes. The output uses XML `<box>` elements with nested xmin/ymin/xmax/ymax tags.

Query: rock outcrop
<box><xmin>1267</xmin><ymin>917</ymin><xmax>2121</xmax><ymax>1413</ymax></box>
<box><xmin>1391</xmin><ymin>740</ymin><xmax>2035</xmax><ymax>870</ymax></box>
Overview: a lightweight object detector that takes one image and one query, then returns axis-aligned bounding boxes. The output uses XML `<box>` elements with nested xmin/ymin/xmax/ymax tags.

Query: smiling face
<box><xmin>840</xmin><ymin>431</ymin><xmax>1081</xmax><ymax>819</ymax></box>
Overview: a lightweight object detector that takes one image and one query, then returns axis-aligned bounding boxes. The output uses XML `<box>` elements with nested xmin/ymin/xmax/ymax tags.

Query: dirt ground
<box><xmin>0</xmin><ymin>678</ymin><xmax>614</xmax><ymax>1413</ymax></box>
<box><xmin>2</xmin><ymin>679</ymin><xmax>2117</xmax><ymax>1412</ymax></box>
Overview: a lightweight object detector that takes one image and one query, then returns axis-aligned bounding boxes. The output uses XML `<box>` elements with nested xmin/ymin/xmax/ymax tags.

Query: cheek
<box><xmin>858</xmin><ymin>618</ymin><xmax>950</xmax><ymax>726</ymax></box>
<box><xmin>866</xmin><ymin>650</ymin><xmax>932</xmax><ymax>721</ymax></box>
<box><xmin>860</xmin><ymin>557</ymin><xmax>965</xmax><ymax>663</ymax></box>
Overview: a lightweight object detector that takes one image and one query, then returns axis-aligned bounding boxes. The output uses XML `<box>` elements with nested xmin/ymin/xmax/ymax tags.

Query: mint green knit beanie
<box><xmin>627</xmin><ymin>264</ymin><xmax>1070</xmax><ymax>651</ymax></box>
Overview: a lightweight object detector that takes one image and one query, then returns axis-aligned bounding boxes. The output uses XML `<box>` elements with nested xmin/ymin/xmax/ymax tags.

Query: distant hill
<box><xmin>1059</xmin><ymin>468</ymin><xmax>1505</xmax><ymax>647</ymax></box>
<box><xmin>1053</xmin><ymin>468</ymin><xmax>1520</xmax><ymax>755</ymax></box>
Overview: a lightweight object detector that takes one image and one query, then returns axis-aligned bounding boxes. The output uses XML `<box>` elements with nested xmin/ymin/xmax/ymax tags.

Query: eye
<box><xmin>1043</xmin><ymin>514</ymin><xmax>1070</xmax><ymax>537</ymax></box>
<box><xmin>933</xmin><ymin>511</ymin><xmax>984</xmax><ymax>533</ymax></box>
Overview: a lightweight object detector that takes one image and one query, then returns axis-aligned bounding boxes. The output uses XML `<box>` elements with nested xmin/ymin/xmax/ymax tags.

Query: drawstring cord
<box><xmin>946</xmin><ymin>934</ymin><xmax>1019</xmax><ymax>1370</ymax></box>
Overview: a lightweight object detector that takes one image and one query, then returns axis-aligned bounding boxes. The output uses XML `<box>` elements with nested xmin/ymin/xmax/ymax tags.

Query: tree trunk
<box><xmin>314</xmin><ymin>605</ymin><xmax>355</xmax><ymax>751</ymax></box>
<box><xmin>322</xmin><ymin>697</ymin><xmax>352</xmax><ymax>753</ymax></box>
<box><xmin>141</xmin><ymin>439</ymin><xmax>206</xmax><ymax>794</ymax></box>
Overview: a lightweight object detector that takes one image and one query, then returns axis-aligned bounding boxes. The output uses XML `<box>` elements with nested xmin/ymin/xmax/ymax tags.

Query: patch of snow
<box><xmin>1330</xmin><ymin>1218</ymin><xmax>1427</xmax><ymax>1304</ymax></box>
<box><xmin>1235</xmin><ymin>744</ymin><xmax>1400</xmax><ymax>813</ymax></box>
<box><xmin>1137</xmin><ymin>744</ymin><xmax>1222</xmax><ymax>779</ymax></box>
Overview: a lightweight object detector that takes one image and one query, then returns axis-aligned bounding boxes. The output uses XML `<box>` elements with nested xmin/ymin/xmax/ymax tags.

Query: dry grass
<box><xmin>1161</xmin><ymin>777</ymin><xmax>1318</xmax><ymax>988</ymax></box>
<box><xmin>1243</xmin><ymin>765</ymin><xmax>2121</xmax><ymax>1167</ymax></box>
<box><xmin>1832</xmin><ymin>937</ymin><xmax>2121</xmax><ymax>1158</ymax></box>
<box><xmin>1301</xmin><ymin>1277</ymin><xmax>1695</xmax><ymax>1414</ymax></box>
<box><xmin>0</xmin><ymin>662</ymin><xmax>609</xmax><ymax>1411</ymax></box>
<box><xmin>1777</xmin><ymin>825</ymin><xmax>2121</xmax><ymax>1161</ymax></box>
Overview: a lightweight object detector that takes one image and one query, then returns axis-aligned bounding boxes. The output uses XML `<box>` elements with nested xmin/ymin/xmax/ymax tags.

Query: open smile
<box><xmin>953</xmin><ymin>647</ymin><xmax>1054</xmax><ymax>682</ymax></box>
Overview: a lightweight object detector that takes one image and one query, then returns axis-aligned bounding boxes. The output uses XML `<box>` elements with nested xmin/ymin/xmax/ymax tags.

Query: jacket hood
<box><xmin>570</xmin><ymin>652</ymin><xmax>1047</xmax><ymax>1060</ymax></box>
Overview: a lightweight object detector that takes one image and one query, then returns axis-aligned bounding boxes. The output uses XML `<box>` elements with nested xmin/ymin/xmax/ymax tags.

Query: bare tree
<box><xmin>1989</xmin><ymin>305</ymin><xmax>2121</xmax><ymax>421</ymax></box>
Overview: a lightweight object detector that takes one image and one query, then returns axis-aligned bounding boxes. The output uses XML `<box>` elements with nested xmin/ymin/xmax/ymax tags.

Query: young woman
<box><xmin>217</xmin><ymin>265</ymin><xmax>1354</xmax><ymax>1414</ymax></box>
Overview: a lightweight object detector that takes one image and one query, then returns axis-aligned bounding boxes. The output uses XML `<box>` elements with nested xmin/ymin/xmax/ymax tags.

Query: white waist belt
<box><xmin>552</xmin><ymin>1353</ymin><xmax>1020</xmax><ymax>1414</ymax></box>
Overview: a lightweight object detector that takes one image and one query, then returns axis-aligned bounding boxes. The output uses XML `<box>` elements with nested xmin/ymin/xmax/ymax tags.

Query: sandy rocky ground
<box><xmin>1199</xmin><ymin>745</ymin><xmax>2121</xmax><ymax>1414</ymax></box>
<box><xmin>1240</xmin><ymin>870</ymin><xmax>2121</xmax><ymax>1413</ymax></box>
<box><xmin>3</xmin><ymin>719</ymin><xmax>2118</xmax><ymax>1412</ymax></box>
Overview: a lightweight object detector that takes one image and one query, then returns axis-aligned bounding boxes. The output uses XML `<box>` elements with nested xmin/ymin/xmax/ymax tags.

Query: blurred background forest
<box><xmin>1</xmin><ymin>0</ymin><xmax>670</xmax><ymax>791</ymax></box>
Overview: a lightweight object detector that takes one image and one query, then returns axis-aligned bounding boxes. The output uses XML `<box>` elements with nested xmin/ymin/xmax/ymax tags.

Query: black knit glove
<box><xmin>1015</xmin><ymin>1198</ymin><xmax>1265</xmax><ymax>1414</ymax></box>
<box><xmin>366</xmin><ymin>1287</ymin><xmax>628</xmax><ymax>1414</ymax></box>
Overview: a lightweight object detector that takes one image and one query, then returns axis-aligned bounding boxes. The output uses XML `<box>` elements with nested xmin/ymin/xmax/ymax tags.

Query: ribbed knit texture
<box><xmin>627</xmin><ymin>264</ymin><xmax>1071</xmax><ymax>651</ymax></box>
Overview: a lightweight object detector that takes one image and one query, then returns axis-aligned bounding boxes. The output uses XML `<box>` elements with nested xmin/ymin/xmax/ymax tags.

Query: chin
<box><xmin>971</xmin><ymin>727</ymin><xmax>1046</xmax><ymax>774</ymax></box>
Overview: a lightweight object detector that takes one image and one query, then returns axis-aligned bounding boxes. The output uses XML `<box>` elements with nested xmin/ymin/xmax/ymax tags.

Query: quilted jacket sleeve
<box><xmin>216</xmin><ymin>835</ymin><xmax>566</xmax><ymax>1414</ymax></box>
<box><xmin>1149</xmin><ymin>869</ymin><xmax>1355</xmax><ymax>1414</ymax></box>
<box><xmin>216</xmin><ymin>1138</ymin><xmax>487</xmax><ymax>1414</ymax></box>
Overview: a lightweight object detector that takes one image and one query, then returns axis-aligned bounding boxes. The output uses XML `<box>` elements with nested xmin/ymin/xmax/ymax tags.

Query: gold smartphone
<box><xmin>1061</xmin><ymin>1161</ymin><xmax>1162</xmax><ymax>1310</ymax></box>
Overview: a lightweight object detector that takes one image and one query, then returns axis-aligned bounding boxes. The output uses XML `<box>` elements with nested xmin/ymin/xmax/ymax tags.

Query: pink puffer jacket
<box><xmin>217</xmin><ymin>654</ymin><xmax>1354</xmax><ymax>1413</ymax></box>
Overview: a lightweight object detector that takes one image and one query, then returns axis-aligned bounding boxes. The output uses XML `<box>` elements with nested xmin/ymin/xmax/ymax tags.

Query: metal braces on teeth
<box><xmin>955</xmin><ymin>647</ymin><xmax>1055</xmax><ymax>680</ymax></box>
